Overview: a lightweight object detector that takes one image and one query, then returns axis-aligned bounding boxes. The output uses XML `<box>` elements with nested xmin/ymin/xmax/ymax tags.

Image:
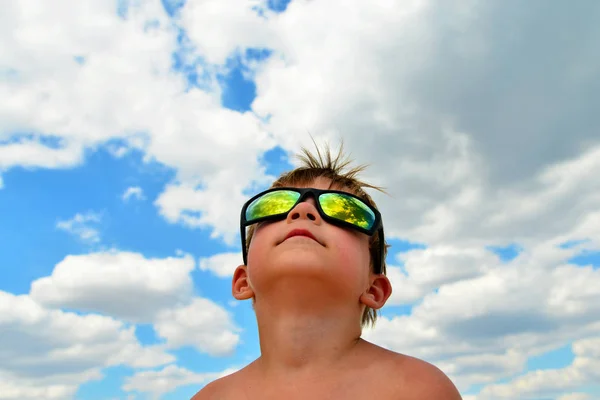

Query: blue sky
<box><xmin>2</xmin><ymin>1</ymin><xmax>600</xmax><ymax>399</ymax></box>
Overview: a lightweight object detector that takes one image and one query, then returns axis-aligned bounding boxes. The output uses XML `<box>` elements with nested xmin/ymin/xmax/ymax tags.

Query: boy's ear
<box><xmin>232</xmin><ymin>265</ymin><xmax>254</xmax><ymax>300</ymax></box>
<box><xmin>359</xmin><ymin>274</ymin><xmax>392</xmax><ymax>310</ymax></box>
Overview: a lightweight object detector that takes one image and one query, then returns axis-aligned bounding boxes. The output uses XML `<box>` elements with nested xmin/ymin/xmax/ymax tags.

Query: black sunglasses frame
<box><xmin>240</xmin><ymin>187</ymin><xmax>385</xmax><ymax>274</ymax></box>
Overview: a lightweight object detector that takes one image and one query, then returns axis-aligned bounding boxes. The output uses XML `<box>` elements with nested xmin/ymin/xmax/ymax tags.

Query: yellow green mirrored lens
<box><xmin>246</xmin><ymin>190</ymin><xmax>300</xmax><ymax>221</ymax></box>
<box><xmin>319</xmin><ymin>193</ymin><xmax>375</xmax><ymax>230</ymax></box>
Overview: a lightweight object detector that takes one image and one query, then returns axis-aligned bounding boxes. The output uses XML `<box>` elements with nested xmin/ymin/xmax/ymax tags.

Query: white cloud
<box><xmin>2</xmin><ymin>1</ymin><xmax>599</xmax><ymax>246</ymax></box>
<box><xmin>2</xmin><ymin>247</ymin><xmax>243</xmax><ymax>396</ymax></box>
<box><xmin>113</xmin><ymin>0</ymin><xmax>600</xmax><ymax>251</ymax></box>
<box><xmin>228</xmin><ymin>299</ymin><xmax>240</xmax><ymax>308</ymax></box>
<box><xmin>0</xmin><ymin>0</ymin><xmax>175</xmax><ymax>167</ymax></box>
<box><xmin>154</xmin><ymin>298</ymin><xmax>240</xmax><ymax>356</ymax></box>
<box><xmin>198</xmin><ymin>252</ymin><xmax>241</xmax><ymax>278</ymax></box>
<box><xmin>180</xmin><ymin>0</ymin><xmax>276</xmax><ymax>65</ymax></box>
<box><xmin>28</xmin><ymin>251</ymin><xmax>242</xmax><ymax>356</ymax></box>
<box><xmin>0</xmin><ymin>290</ymin><xmax>173</xmax><ymax>399</ymax></box>
<box><xmin>243</xmin><ymin>0</ymin><xmax>600</xmax><ymax>247</ymax></box>
<box><xmin>386</xmin><ymin>246</ymin><xmax>495</xmax><ymax>306</ymax></box>
<box><xmin>1</xmin><ymin>0</ymin><xmax>277</xmax><ymax>245</ymax></box>
<box><xmin>0</xmin><ymin>138</ymin><xmax>85</xmax><ymax>170</ymax></box>
<box><xmin>56</xmin><ymin>212</ymin><xmax>102</xmax><ymax>243</ymax></box>
<box><xmin>107</xmin><ymin>143</ymin><xmax>129</xmax><ymax>158</ymax></box>
<box><xmin>0</xmin><ymin>369</ymin><xmax>100</xmax><ymax>400</ymax></box>
<box><xmin>122</xmin><ymin>186</ymin><xmax>145</xmax><ymax>202</ymax></box>
<box><xmin>122</xmin><ymin>364</ymin><xmax>239</xmax><ymax>399</ymax></box>
<box><xmin>477</xmin><ymin>337</ymin><xmax>600</xmax><ymax>399</ymax></box>
<box><xmin>30</xmin><ymin>250</ymin><xmax>196</xmax><ymax>323</ymax></box>
<box><xmin>152</xmin><ymin>133</ymin><xmax>276</xmax><ymax>245</ymax></box>
<box><xmin>364</xmin><ymin>237</ymin><xmax>600</xmax><ymax>392</ymax></box>
<box><xmin>557</xmin><ymin>394</ymin><xmax>593</xmax><ymax>400</ymax></box>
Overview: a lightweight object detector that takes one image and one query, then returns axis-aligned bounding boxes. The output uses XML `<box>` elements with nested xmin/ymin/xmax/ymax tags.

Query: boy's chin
<box><xmin>254</xmin><ymin>253</ymin><xmax>336</xmax><ymax>276</ymax></box>
<box><xmin>248</xmin><ymin>259</ymin><xmax>359</xmax><ymax>297</ymax></box>
<box><xmin>253</xmin><ymin>262</ymin><xmax>335</xmax><ymax>281</ymax></box>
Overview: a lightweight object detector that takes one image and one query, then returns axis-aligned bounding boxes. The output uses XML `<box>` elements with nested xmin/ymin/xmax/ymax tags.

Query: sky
<box><xmin>1</xmin><ymin>0</ymin><xmax>600</xmax><ymax>399</ymax></box>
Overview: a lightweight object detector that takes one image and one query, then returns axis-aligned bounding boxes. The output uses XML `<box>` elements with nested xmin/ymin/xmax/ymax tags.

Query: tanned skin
<box><xmin>192</xmin><ymin>177</ymin><xmax>462</xmax><ymax>400</ymax></box>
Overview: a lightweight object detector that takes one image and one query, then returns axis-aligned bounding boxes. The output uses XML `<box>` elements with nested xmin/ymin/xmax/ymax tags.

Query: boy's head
<box><xmin>237</xmin><ymin>141</ymin><xmax>390</xmax><ymax>327</ymax></box>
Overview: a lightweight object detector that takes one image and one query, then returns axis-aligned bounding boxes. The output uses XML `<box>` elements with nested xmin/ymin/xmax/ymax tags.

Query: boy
<box><xmin>193</xmin><ymin>143</ymin><xmax>462</xmax><ymax>399</ymax></box>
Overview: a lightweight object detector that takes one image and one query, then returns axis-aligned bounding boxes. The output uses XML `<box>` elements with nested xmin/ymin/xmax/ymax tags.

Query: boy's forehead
<box><xmin>286</xmin><ymin>176</ymin><xmax>350</xmax><ymax>193</ymax></box>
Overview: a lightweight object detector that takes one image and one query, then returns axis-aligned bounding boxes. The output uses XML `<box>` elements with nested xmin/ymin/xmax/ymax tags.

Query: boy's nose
<box><xmin>286</xmin><ymin>197</ymin><xmax>320</xmax><ymax>222</ymax></box>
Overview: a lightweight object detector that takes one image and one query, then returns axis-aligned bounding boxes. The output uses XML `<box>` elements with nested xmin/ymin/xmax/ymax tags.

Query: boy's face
<box><xmin>241</xmin><ymin>176</ymin><xmax>374</xmax><ymax>302</ymax></box>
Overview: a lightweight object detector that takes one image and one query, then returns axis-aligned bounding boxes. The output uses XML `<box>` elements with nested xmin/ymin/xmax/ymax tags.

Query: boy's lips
<box><xmin>282</xmin><ymin>228</ymin><xmax>322</xmax><ymax>245</ymax></box>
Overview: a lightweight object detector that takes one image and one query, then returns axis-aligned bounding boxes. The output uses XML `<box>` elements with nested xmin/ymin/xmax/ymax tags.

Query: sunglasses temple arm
<box><xmin>378</xmin><ymin>226</ymin><xmax>385</xmax><ymax>274</ymax></box>
<box><xmin>240</xmin><ymin>224</ymin><xmax>247</xmax><ymax>266</ymax></box>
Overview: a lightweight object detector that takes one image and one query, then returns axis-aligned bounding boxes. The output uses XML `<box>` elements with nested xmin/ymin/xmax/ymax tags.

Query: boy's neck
<box><xmin>252</xmin><ymin>282</ymin><xmax>364</xmax><ymax>377</ymax></box>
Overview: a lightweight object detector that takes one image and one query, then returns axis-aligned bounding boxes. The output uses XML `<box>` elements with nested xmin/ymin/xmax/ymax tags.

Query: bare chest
<box><xmin>222</xmin><ymin>373</ymin><xmax>395</xmax><ymax>400</ymax></box>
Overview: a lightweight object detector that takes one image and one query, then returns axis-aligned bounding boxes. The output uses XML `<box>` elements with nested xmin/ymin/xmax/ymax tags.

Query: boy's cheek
<box><xmin>246</xmin><ymin>226</ymin><xmax>267</xmax><ymax>255</ymax></box>
<box><xmin>251</xmin><ymin>221</ymin><xmax>278</xmax><ymax>243</ymax></box>
<box><xmin>331</xmin><ymin>239</ymin><xmax>371</xmax><ymax>275</ymax></box>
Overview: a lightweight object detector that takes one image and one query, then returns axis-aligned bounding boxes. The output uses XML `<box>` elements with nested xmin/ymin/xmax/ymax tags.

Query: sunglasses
<box><xmin>240</xmin><ymin>187</ymin><xmax>385</xmax><ymax>274</ymax></box>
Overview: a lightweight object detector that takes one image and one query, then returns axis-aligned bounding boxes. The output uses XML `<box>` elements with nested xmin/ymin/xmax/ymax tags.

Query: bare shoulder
<box><xmin>397</xmin><ymin>354</ymin><xmax>461</xmax><ymax>399</ymax></box>
<box><xmin>190</xmin><ymin>371</ymin><xmax>238</xmax><ymax>400</ymax></box>
<box><xmin>364</xmin><ymin>343</ymin><xmax>462</xmax><ymax>400</ymax></box>
<box><xmin>190</xmin><ymin>376</ymin><xmax>228</xmax><ymax>400</ymax></box>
